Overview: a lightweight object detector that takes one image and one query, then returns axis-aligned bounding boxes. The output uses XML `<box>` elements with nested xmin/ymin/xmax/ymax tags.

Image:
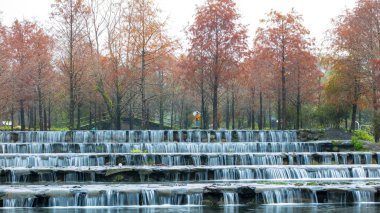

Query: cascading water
<box><xmin>352</xmin><ymin>190</ymin><xmax>374</xmax><ymax>203</ymax></box>
<box><xmin>223</xmin><ymin>192</ymin><xmax>239</xmax><ymax>205</ymax></box>
<box><xmin>0</xmin><ymin>130</ymin><xmax>378</xmax><ymax>208</ymax></box>
<box><xmin>261</xmin><ymin>188</ymin><xmax>317</xmax><ymax>204</ymax></box>
<box><xmin>0</xmin><ymin>130</ymin><xmax>300</xmax><ymax>143</ymax></box>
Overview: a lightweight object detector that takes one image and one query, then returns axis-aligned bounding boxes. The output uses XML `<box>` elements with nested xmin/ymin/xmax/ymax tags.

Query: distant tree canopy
<box><xmin>0</xmin><ymin>0</ymin><xmax>378</xmax><ymax>140</ymax></box>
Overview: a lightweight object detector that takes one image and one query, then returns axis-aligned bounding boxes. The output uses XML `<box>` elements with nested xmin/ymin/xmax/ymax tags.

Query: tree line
<box><xmin>0</xmin><ymin>0</ymin><xmax>378</xmax><ymax>141</ymax></box>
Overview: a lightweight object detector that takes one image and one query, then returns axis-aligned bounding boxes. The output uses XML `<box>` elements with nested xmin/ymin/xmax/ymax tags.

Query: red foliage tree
<box><xmin>187</xmin><ymin>0</ymin><xmax>247</xmax><ymax>129</ymax></box>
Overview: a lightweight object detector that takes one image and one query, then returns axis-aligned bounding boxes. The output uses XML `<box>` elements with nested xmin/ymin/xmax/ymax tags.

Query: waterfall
<box><xmin>186</xmin><ymin>193</ymin><xmax>203</xmax><ymax>205</ymax></box>
<box><xmin>178</xmin><ymin>131</ymin><xmax>183</xmax><ymax>142</ymax></box>
<box><xmin>322</xmin><ymin>154</ymin><xmax>333</xmax><ymax>164</ymax></box>
<box><xmin>333</xmin><ymin>153</ymin><xmax>339</xmax><ymax>164</ymax></box>
<box><xmin>365</xmin><ymin>154</ymin><xmax>372</xmax><ymax>164</ymax></box>
<box><xmin>352</xmin><ymin>167</ymin><xmax>367</xmax><ymax>178</ymax></box>
<box><xmin>167</xmin><ymin>130</ymin><xmax>174</xmax><ymax>142</ymax></box>
<box><xmin>261</xmin><ymin>188</ymin><xmax>317</xmax><ymax>204</ymax></box>
<box><xmin>1</xmin><ymin>130</ymin><xmax>379</xmax><ymax>207</ymax></box>
<box><xmin>296</xmin><ymin>154</ymin><xmax>311</xmax><ymax>165</ymax></box>
<box><xmin>142</xmin><ymin>189</ymin><xmax>156</xmax><ymax>205</ymax></box>
<box><xmin>3</xmin><ymin>198</ymin><xmax>34</xmax><ymax>208</ymax></box>
<box><xmin>47</xmin><ymin>191</ymin><xmax>141</xmax><ymax>207</ymax></box>
<box><xmin>216</xmin><ymin>132</ymin><xmax>222</xmax><ymax>142</ymax></box>
<box><xmin>225</xmin><ymin>131</ymin><xmax>232</xmax><ymax>142</ymax></box>
<box><xmin>0</xmin><ymin>130</ymin><xmax>300</xmax><ymax>143</ymax></box>
<box><xmin>352</xmin><ymin>191</ymin><xmax>374</xmax><ymax>203</ymax></box>
<box><xmin>151</xmin><ymin>131</ymin><xmax>164</xmax><ymax>143</ymax></box>
<box><xmin>223</xmin><ymin>192</ymin><xmax>239</xmax><ymax>205</ymax></box>
<box><xmin>353</xmin><ymin>154</ymin><xmax>362</xmax><ymax>164</ymax></box>
<box><xmin>341</xmin><ymin>153</ymin><xmax>348</xmax><ymax>164</ymax></box>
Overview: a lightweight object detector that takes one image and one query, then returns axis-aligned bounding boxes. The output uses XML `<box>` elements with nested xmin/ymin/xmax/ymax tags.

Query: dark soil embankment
<box><xmin>297</xmin><ymin>128</ymin><xmax>352</xmax><ymax>141</ymax></box>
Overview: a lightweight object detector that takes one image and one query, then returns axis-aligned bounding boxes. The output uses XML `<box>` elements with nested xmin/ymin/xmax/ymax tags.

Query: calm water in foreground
<box><xmin>0</xmin><ymin>204</ymin><xmax>380</xmax><ymax>213</ymax></box>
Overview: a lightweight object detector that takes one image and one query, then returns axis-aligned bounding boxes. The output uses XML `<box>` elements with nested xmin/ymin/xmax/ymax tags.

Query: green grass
<box><xmin>0</xmin><ymin>126</ymin><xmax>69</xmax><ymax>131</ymax></box>
<box><xmin>306</xmin><ymin>182</ymin><xmax>318</xmax><ymax>186</ymax></box>
<box><xmin>130</xmin><ymin>149</ymin><xmax>147</xmax><ymax>153</ymax></box>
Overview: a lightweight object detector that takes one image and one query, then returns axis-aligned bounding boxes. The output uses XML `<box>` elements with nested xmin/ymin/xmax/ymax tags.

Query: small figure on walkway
<box><xmin>193</xmin><ymin>111</ymin><xmax>201</xmax><ymax>129</ymax></box>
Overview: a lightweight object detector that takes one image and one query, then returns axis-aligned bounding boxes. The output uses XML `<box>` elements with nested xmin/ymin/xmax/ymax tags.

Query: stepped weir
<box><xmin>0</xmin><ymin>130</ymin><xmax>380</xmax><ymax>208</ymax></box>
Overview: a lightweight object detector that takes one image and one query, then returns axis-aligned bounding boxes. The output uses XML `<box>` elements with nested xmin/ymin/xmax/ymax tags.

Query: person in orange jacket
<box><xmin>194</xmin><ymin>112</ymin><xmax>201</xmax><ymax>128</ymax></box>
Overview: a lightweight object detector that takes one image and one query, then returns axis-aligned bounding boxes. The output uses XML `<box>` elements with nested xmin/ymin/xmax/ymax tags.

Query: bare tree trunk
<box><xmin>277</xmin><ymin>89</ymin><xmax>281</xmax><ymax>130</ymax></box>
<box><xmin>281</xmin><ymin>63</ymin><xmax>286</xmax><ymax>130</ymax></box>
<box><xmin>141</xmin><ymin>64</ymin><xmax>146</xmax><ymax>129</ymax></box>
<box><xmin>180</xmin><ymin>98</ymin><xmax>184</xmax><ymax>129</ymax></box>
<box><xmin>345</xmin><ymin>117</ymin><xmax>348</xmax><ymax>130</ymax></box>
<box><xmin>372</xmin><ymin>82</ymin><xmax>379</xmax><ymax>141</ymax></box>
<box><xmin>212</xmin><ymin>77</ymin><xmax>218</xmax><ymax>129</ymax></box>
<box><xmin>351</xmin><ymin>103</ymin><xmax>358</xmax><ymax>131</ymax></box>
<box><xmin>201</xmin><ymin>83</ymin><xmax>207</xmax><ymax>129</ymax></box>
<box><xmin>159</xmin><ymin>70</ymin><xmax>164</xmax><ymax>129</ymax></box>
<box><xmin>269</xmin><ymin>98</ymin><xmax>272</xmax><ymax>129</ymax></box>
<box><xmin>11</xmin><ymin>107</ymin><xmax>14</xmax><ymax>131</ymax></box>
<box><xmin>89</xmin><ymin>105</ymin><xmax>93</xmax><ymax>129</ymax></box>
<box><xmin>251</xmin><ymin>109</ymin><xmax>255</xmax><ymax>130</ymax></box>
<box><xmin>33</xmin><ymin>106</ymin><xmax>37</xmax><ymax>131</ymax></box>
<box><xmin>146</xmin><ymin>103</ymin><xmax>150</xmax><ymax>128</ymax></box>
<box><xmin>263</xmin><ymin>108</ymin><xmax>267</xmax><ymax>128</ymax></box>
<box><xmin>38</xmin><ymin>86</ymin><xmax>44</xmax><ymax>131</ymax></box>
<box><xmin>115</xmin><ymin>92</ymin><xmax>121</xmax><ymax>130</ymax></box>
<box><xmin>76</xmin><ymin>104</ymin><xmax>81</xmax><ymax>130</ymax></box>
<box><xmin>280</xmin><ymin>33</ymin><xmax>287</xmax><ymax>129</ymax></box>
<box><xmin>68</xmin><ymin>0</ymin><xmax>75</xmax><ymax>130</ymax></box>
<box><xmin>248</xmin><ymin>109</ymin><xmax>252</xmax><ymax>128</ymax></box>
<box><xmin>129</xmin><ymin>103</ymin><xmax>134</xmax><ymax>130</ymax></box>
<box><xmin>232</xmin><ymin>91</ymin><xmax>235</xmax><ymax>129</ymax></box>
<box><xmin>184</xmin><ymin>105</ymin><xmax>189</xmax><ymax>129</ymax></box>
<box><xmin>259</xmin><ymin>91</ymin><xmax>263</xmax><ymax>130</ymax></box>
<box><xmin>296</xmin><ymin>67</ymin><xmax>301</xmax><ymax>130</ymax></box>
<box><xmin>28</xmin><ymin>107</ymin><xmax>32</xmax><ymax>131</ymax></box>
<box><xmin>225</xmin><ymin>93</ymin><xmax>230</xmax><ymax>129</ymax></box>
<box><xmin>97</xmin><ymin>105</ymin><xmax>101</xmax><ymax>128</ymax></box>
<box><xmin>43</xmin><ymin>108</ymin><xmax>47</xmax><ymax>131</ymax></box>
<box><xmin>20</xmin><ymin>100</ymin><xmax>25</xmax><ymax>131</ymax></box>
<box><xmin>48</xmin><ymin>101</ymin><xmax>51</xmax><ymax>130</ymax></box>
<box><xmin>94</xmin><ymin>102</ymin><xmax>97</xmax><ymax>128</ymax></box>
<box><xmin>170</xmin><ymin>94</ymin><xmax>174</xmax><ymax>129</ymax></box>
<box><xmin>296</xmin><ymin>89</ymin><xmax>301</xmax><ymax>130</ymax></box>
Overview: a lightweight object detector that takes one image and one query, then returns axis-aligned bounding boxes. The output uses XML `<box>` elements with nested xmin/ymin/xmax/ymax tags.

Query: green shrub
<box><xmin>331</xmin><ymin>140</ymin><xmax>343</xmax><ymax>146</ymax></box>
<box><xmin>131</xmin><ymin>149</ymin><xmax>144</xmax><ymax>153</ymax></box>
<box><xmin>352</xmin><ymin>136</ymin><xmax>364</xmax><ymax>151</ymax></box>
<box><xmin>353</xmin><ymin>130</ymin><xmax>374</xmax><ymax>142</ymax></box>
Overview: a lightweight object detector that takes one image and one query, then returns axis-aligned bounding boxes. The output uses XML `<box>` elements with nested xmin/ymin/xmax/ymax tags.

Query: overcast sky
<box><xmin>0</xmin><ymin>0</ymin><xmax>356</xmax><ymax>47</ymax></box>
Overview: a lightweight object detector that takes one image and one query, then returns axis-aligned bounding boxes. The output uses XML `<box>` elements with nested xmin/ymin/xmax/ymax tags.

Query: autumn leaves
<box><xmin>184</xmin><ymin>2</ymin><xmax>320</xmax><ymax>129</ymax></box>
<box><xmin>0</xmin><ymin>0</ymin><xmax>377</xmax><ymax>133</ymax></box>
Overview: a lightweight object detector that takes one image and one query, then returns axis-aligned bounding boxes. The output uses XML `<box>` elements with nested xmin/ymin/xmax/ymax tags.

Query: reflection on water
<box><xmin>0</xmin><ymin>204</ymin><xmax>380</xmax><ymax>213</ymax></box>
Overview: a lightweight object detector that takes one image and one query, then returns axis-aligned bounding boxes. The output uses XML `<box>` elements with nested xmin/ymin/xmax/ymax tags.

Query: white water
<box><xmin>0</xmin><ymin>130</ymin><xmax>297</xmax><ymax>143</ymax></box>
<box><xmin>0</xmin><ymin>130</ymin><xmax>378</xmax><ymax>207</ymax></box>
<box><xmin>262</xmin><ymin>188</ymin><xmax>317</xmax><ymax>204</ymax></box>
<box><xmin>223</xmin><ymin>192</ymin><xmax>239</xmax><ymax>205</ymax></box>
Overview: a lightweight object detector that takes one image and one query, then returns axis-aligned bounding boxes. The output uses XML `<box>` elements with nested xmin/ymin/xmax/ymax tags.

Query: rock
<box><xmin>10</xmin><ymin>132</ymin><xmax>18</xmax><ymax>142</ymax></box>
<box><xmin>237</xmin><ymin>186</ymin><xmax>255</xmax><ymax>198</ymax></box>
